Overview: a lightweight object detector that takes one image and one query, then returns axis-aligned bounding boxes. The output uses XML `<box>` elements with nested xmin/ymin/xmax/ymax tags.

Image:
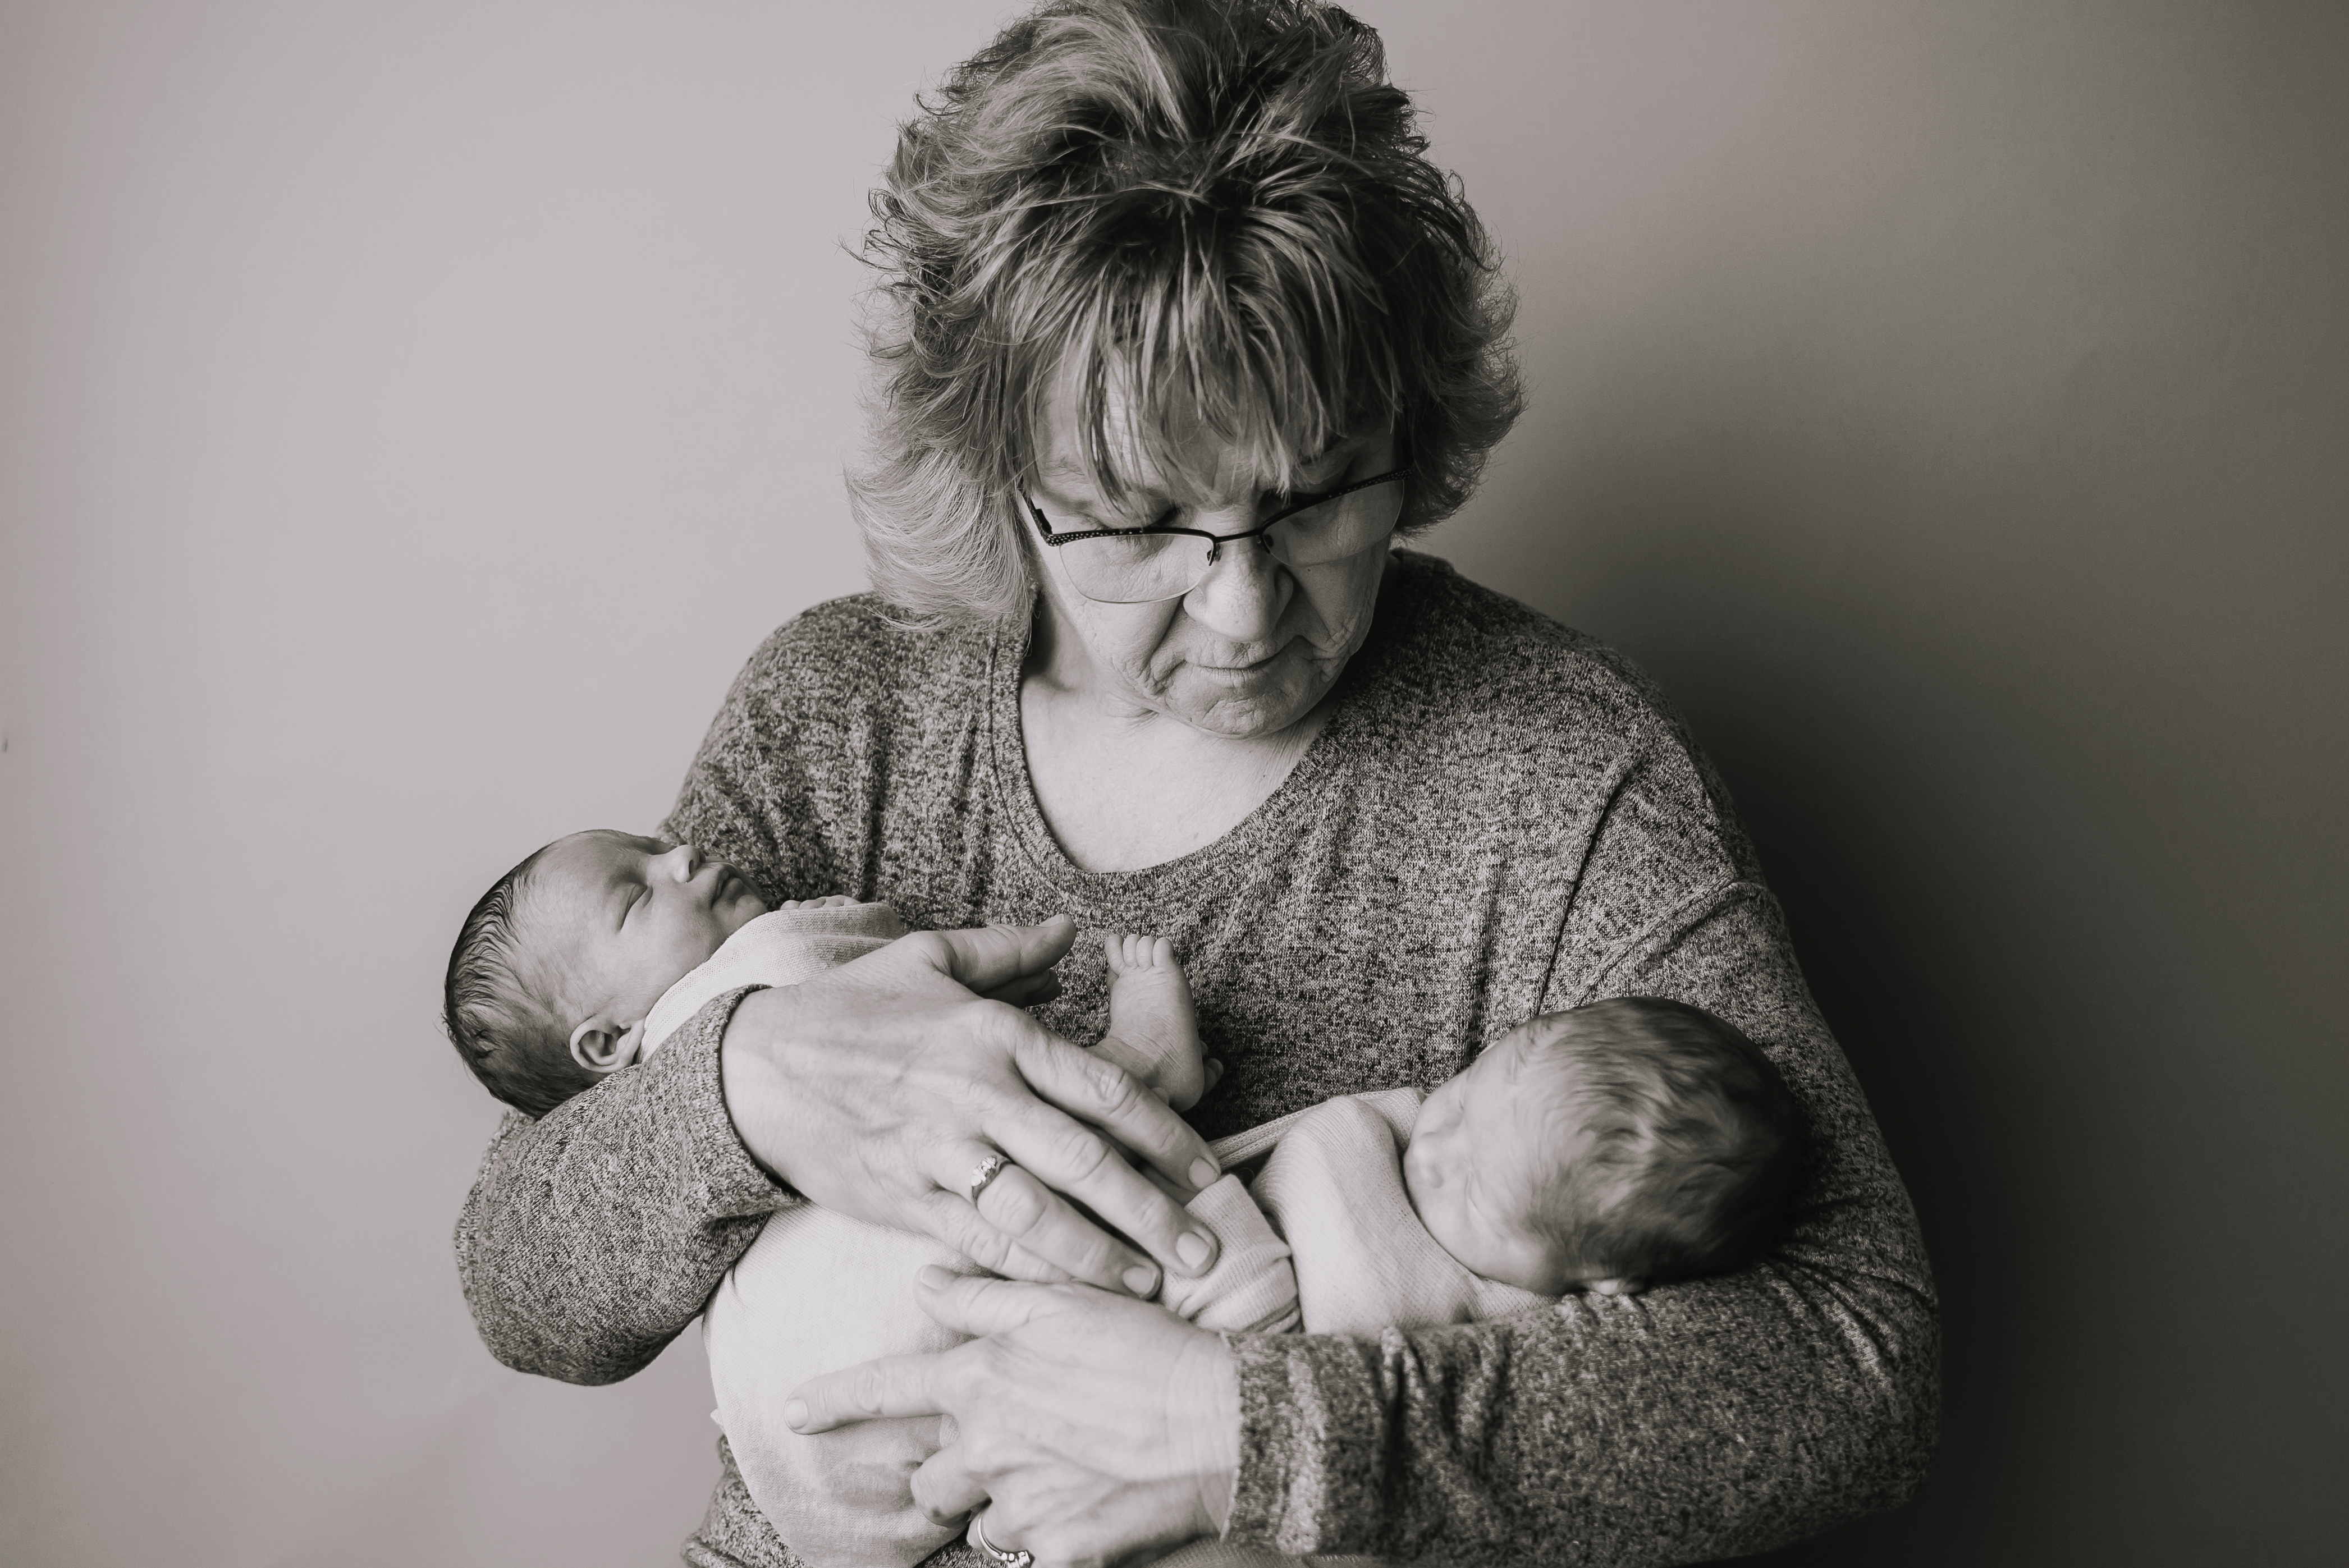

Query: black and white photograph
<box><xmin>1</xmin><ymin>2</ymin><xmax>2340</xmax><ymax>1564</ymax></box>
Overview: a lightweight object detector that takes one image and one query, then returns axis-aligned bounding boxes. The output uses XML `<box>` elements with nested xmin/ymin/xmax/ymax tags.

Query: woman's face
<box><xmin>1024</xmin><ymin>394</ymin><xmax>1402</xmax><ymax>739</ymax></box>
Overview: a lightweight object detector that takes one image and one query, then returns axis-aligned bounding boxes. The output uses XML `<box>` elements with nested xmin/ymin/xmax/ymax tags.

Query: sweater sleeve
<box><xmin>454</xmin><ymin>985</ymin><xmax>796</xmax><ymax>1384</ymax></box>
<box><xmin>1218</xmin><ymin>885</ymin><xmax>1939</xmax><ymax>1564</ymax></box>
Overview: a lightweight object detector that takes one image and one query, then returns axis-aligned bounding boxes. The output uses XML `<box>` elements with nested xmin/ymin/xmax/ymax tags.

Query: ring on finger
<box><xmin>972</xmin><ymin>1510</ymin><xmax>1033</xmax><ymax>1568</ymax></box>
<box><xmin>965</xmin><ymin>1152</ymin><xmax>1012</xmax><ymax>1204</ymax></box>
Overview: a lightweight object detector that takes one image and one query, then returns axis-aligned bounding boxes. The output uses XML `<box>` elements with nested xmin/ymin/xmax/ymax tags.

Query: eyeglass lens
<box><xmin>1046</xmin><ymin>479</ymin><xmax>1404</xmax><ymax>604</ymax></box>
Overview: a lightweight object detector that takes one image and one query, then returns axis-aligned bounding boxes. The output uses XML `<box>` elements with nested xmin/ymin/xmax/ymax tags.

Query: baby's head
<box><xmin>442</xmin><ymin>831</ymin><xmax>767</xmax><ymax>1116</ymax></box>
<box><xmin>1404</xmin><ymin>997</ymin><xmax>1804</xmax><ymax>1296</ymax></box>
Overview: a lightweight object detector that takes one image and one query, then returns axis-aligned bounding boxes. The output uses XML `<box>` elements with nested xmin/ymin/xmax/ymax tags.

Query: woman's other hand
<box><xmin>719</xmin><ymin>915</ymin><xmax>1225</xmax><ymax>1295</ymax></box>
<box><xmin>786</xmin><ymin>1267</ymin><xmax>1240</xmax><ymax>1567</ymax></box>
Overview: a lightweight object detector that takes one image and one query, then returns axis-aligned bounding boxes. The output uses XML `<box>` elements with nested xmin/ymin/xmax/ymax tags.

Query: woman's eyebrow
<box><xmin>1034</xmin><ymin>465</ymin><xmax>1134</xmax><ymax>512</ymax></box>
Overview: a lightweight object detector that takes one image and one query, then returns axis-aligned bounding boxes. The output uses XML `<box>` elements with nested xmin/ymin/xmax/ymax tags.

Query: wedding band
<box><xmin>965</xmin><ymin>1152</ymin><xmax>1010</xmax><ymax>1204</ymax></box>
<box><xmin>972</xmin><ymin>1511</ymin><xmax>1033</xmax><ymax>1568</ymax></box>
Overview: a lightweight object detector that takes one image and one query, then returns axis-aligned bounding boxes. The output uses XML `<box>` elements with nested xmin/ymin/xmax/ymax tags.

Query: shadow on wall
<box><xmin>1417</xmin><ymin>20</ymin><xmax>2349</xmax><ymax>1542</ymax></box>
<box><xmin>1458</xmin><ymin>430</ymin><xmax>2022</xmax><ymax>1565</ymax></box>
<box><xmin>1444</xmin><ymin>239</ymin><xmax>2346</xmax><ymax>1553</ymax></box>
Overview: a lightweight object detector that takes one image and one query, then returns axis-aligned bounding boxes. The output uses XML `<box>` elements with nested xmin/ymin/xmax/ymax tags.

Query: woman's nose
<box><xmin>1185</xmin><ymin>521</ymin><xmax>1290</xmax><ymax>638</ymax></box>
<box><xmin>661</xmin><ymin>843</ymin><xmax>700</xmax><ymax>880</ymax></box>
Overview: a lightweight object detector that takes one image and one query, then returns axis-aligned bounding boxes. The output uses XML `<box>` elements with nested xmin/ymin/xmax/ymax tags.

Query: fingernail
<box><xmin>783</xmin><ymin>1400</ymin><xmax>809</xmax><ymax>1432</ymax></box>
<box><xmin>1123</xmin><ymin>1263</ymin><xmax>1160</xmax><ymax>1296</ymax></box>
<box><xmin>1177</xmin><ymin>1231</ymin><xmax>1213</xmax><ymax>1270</ymax></box>
<box><xmin>917</xmin><ymin>1264</ymin><xmax>953</xmax><ymax>1289</ymax></box>
<box><xmin>1189</xmin><ymin>1158</ymin><xmax>1220</xmax><ymax>1189</ymax></box>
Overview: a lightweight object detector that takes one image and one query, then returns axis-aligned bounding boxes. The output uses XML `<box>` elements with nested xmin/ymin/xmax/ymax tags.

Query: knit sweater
<box><xmin>454</xmin><ymin>552</ymin><xmax>1938</xmax><ymax>1566</ymax></box>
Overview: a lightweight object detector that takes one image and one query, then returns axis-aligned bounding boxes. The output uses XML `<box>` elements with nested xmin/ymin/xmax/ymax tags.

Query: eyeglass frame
<box><xmin>1021</xmin><ymin>464</ymin><xmax>1413</xmax><ymax>600</ymax></box>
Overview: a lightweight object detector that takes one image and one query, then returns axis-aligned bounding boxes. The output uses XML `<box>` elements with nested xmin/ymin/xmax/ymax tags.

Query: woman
<box><xmin>457</xmin><ymin>3</ymin><xmax>1938</xmax><ymax>1565</ymax></box>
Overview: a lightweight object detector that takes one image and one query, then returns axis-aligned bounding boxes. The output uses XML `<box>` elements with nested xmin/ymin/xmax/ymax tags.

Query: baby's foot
<box><xmin>1096</xmin><ymin>933</ymin><xmax>1212</xmax><ymax>1111</ymax></box>
<box><xmin>776</xmin><ymin>893</ymin><xmax>860</xmax><ymax>911</ymax></box>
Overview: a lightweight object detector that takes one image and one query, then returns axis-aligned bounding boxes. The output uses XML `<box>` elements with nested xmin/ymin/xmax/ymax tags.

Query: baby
<box><xmin>439</xmin><ymin>828</ymin><xmax>1200</xmax><ymax>1117</ymax></box>
<box><xmin>445</xmin><ymin>830</ymin><xmax>1803</xmax><ymax>1566</ymax></box>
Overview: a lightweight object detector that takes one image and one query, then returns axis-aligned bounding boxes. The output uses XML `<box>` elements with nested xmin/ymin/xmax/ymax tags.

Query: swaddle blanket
<box><xmin>1219</xmin><ymin>1087</ymin><xmax>1552</xmax><ymax>1336</ymax></box>
<box><xmin>711</xmin><ymin>1065</ymin><xmax>1555</xmax><ymax>1568</ymax></box>
<box><xmin>640</xmin><ymin>901</ymin><xmax>907</xmax><ymax>1056</ymax></box>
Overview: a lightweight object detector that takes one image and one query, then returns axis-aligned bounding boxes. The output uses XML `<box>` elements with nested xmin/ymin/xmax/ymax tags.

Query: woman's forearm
<box><xmin>1225</xmin><ymin>1249</ymin><xmax>1936</xmax><ymax>1561</ymax></box>
<box><xmin>454</xmin><ymin>987</ymin><xmax>790</xmax><ymax>1384</ymax></box>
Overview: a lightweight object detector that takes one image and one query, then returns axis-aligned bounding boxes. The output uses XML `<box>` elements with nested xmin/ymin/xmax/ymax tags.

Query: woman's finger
<box><xmin>910</xmin><ymin>1448</ymin><xmax>988</xmax><ymax>1526</ymax></box>
<box><xmin>926</xmin><ymin>1138</ymin><xmax>1154</xmax><ymax>1295</ymax></box>
<box><xmin>919</xmin><ymin>916</ymin><xmax>1079</xmax><ymax>997</ymax></box>
<box><xmin>785</xmin><ymin>1351</ymin><xmax>950</xmax><ymax>1434</ymax></box>
<box><xmin>1013</xmin><ymin>1028</ymin><xmax>1222</xmax><ymax>1193</ymax></box>
<box><xmin>977</xmin><ymin>970</ymin><xmax>1062</xmax><ymax>1008</ymax></box>
<box><xmin>910</xmin><ymin>1266</ymin><xmax>1067</xmax><ymax>1338</ymax></box>
<box><xmin>911</xmin><ymin>1187</ymin><xmax>1070</xmax><ymax>1285</ymax></box>
<box><xmin>963</xmin><ymin>1157</ymin><xmax>1167</xmax><ymax>1296</ymax></box>
<box><xmin>985</xmin><ymin>1052</ymin><xmax>1224</xmax><ymax>1279</ymax></box>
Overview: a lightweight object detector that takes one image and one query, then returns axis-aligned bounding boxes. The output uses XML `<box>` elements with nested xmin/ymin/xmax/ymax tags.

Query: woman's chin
<box><xmin>1164</xmin><ymin>667</ymin><xmax>1330</xmax><ymax>737</ymax></box>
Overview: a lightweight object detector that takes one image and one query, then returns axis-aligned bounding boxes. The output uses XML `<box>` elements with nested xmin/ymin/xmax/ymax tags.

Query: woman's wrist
<box><xmin>1177</xmin><ymin>1331</ymin><xmax>1244</xmax><ymax>1533</ymax></box>
<box><xmin>713</xmin><ymin>984</ymin><xmax>808</xmax><ymax>1188</ymax></box>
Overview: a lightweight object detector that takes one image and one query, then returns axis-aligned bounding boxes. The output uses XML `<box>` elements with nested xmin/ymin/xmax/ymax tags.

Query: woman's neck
<box><xmin>1017</xmin><ymin>633</ymin><xmax>1339</xmax><ymax>875</ymax></box>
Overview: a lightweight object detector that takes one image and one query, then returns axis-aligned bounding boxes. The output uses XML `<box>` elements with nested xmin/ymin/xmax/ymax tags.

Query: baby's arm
<box><xmin>1094</xmin><ymin>933</ymin><xmax>1214</xmax><ymax>1111</ymax></box>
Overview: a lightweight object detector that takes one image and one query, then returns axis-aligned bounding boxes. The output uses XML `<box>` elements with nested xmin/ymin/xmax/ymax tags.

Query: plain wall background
<box><xmin>2</xmin><ymin>2</ymin><xmax>2341</xmax><ymax>1563</ymax></box>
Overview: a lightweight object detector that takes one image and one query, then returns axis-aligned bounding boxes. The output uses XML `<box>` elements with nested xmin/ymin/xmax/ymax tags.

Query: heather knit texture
<box><xmin>455</xmin><ymin>552</ymin><xmax>1938</xmax><ymax>1566</ymax></box>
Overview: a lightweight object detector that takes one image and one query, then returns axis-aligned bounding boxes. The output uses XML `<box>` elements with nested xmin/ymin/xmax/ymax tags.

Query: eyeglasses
<box><xmin>1023</xmin><ymin>465</ymin><xmax>1411</xmax><ymax>604</ymax></box>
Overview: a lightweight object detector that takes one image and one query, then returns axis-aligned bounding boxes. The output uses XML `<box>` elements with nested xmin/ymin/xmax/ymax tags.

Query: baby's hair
<box><xmin>1510</xmin><ymin>997</ymin><xmax>1805</xmax><ymax>1285</ymax></box>
<box><xmin>442</xmin><ymin>844</ymin><xmax>598</xmax><ymax>1118</ymax></box>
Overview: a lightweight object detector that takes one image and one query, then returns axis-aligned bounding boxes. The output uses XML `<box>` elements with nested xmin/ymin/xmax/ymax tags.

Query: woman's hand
<box><xmin>786</xmin><ymin>1267</ymin><xmax>1241</xmax><ymax>1568</ymax></box>
<box><xmin>720</xmin><ymin>915</ymin><xmax>1226</xmax><ymax>1295</ymax></box>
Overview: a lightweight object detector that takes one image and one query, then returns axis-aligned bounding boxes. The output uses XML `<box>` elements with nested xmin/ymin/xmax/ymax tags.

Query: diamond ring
<box><xmin>971</xmin><ymin>1511</ymin><xmax>1033</xmax><ymax>1568</ymax></box>
<box><xmin>965</xmin><ymin>1152</ymin><xmax>1010</xmax><ymax>1204</ymax></box>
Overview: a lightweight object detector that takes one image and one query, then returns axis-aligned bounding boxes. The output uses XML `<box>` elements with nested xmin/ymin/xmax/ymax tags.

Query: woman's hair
<box><xmin>851</xmin><ymin>0</ymin><xmax>1523</xmax><ymax>622</ymax></box>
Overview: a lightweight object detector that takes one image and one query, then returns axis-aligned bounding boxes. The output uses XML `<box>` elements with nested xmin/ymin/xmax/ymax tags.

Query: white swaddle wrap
<box><xmin>1229</xmin><ymin>1088</ymin><xmax>1552</xmax><ymax>1336</ymax></box>
<box><xmin>640</xmin><ymin>900</ymin><xmax>908</xmax><ymax>1054</ymax></box>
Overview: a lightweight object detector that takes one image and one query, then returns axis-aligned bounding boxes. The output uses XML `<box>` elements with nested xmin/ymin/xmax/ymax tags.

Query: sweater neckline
<box><xmin>981</xmin><ymin>567</ymin><xmax>1419</xmax><ymax>901</ymax></box>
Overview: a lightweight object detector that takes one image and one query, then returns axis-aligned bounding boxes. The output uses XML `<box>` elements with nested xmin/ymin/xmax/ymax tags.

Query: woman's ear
<box><xmin>569</xmin><ymin>1016</ymin><xmax>644</xmax><ymax>1075</ymax></box>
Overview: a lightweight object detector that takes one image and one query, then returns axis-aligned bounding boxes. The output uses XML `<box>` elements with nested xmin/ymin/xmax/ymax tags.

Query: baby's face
<box><xmin>529</xmin><ymin>831</ymin><xmax>767</xmax><ymax>1035</ymax></box>
<box><xmin>1404</xmin><ymin>1023</ymin><xmax>1544</xmax><ymax>1283</ymax></box>
<box><xmin>1404</xmin><ymin>1018</ymin><xmax>1587</xmax><ymax>1295</ymax></box>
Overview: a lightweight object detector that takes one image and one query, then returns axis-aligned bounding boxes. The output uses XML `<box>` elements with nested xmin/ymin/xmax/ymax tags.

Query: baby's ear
<box><xmin>569</xmin><ymin>1017</ymin><xmax>642</xmax><ymax>1076</ymax></box>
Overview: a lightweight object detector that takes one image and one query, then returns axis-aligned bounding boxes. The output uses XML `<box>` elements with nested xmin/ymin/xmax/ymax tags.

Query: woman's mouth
<box><xmin>1192</xmin><ymin>646</ymin><xmax>1285</xmax><ymax>676</ymax></box>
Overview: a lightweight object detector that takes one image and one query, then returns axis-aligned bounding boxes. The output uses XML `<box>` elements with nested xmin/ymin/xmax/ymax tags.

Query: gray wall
<box><xmin>1</xmin><ymin>3</ymin><xmax>2339</xmax><ymax>1564</ymax></box>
